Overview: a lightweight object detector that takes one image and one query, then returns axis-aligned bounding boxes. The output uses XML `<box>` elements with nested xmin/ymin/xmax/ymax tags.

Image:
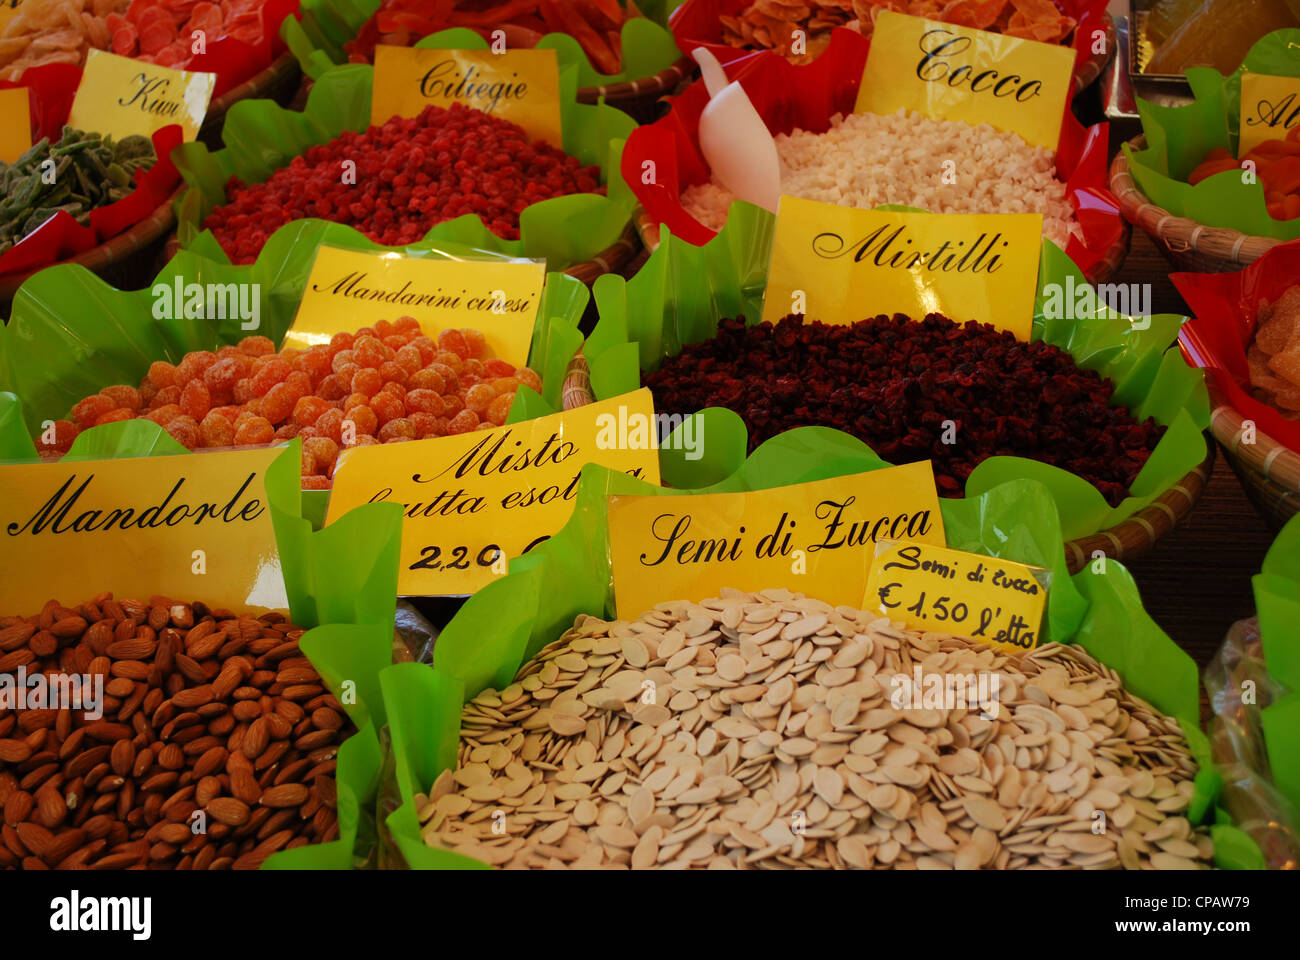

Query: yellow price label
<box><xmin>371</xmin><ymin>45</ymin><xmax>562</xmax><ymax>147</ymax></box>
<box><xmin>68</xmin><ymin>49</ymin><xmax>215</xmax><ymax>142</ymax></box>
<box><xmin>863</xmin><ymin>539</ymin><xmax>1048</xmax><ymax>653</ymax></box>
<box><xmin>855</xmin><ymin>10</ymin><xmax>1074</xmax><ymax>149</ymax></box>
<box><xmin>326</xmin><ymin>388</ymin><xmax>662</xmax><ymax>597</ymax></box>
<box><xmin>284</xmin><ymin>245</ymin><xmax>546</xmax><ymax>364</ymax></box>
<box><xmin>0</xmin><ymin>86</ymin><xmax>30</xmax><ymax>165</ymax></box>
<box><xmin>1238</xmin><ymin>72</ymin><xmax>1300</xmax><ymax>158</ymax></box>
<box><xmin>607</xmin><ymin>463</ymin><xmax>946</xmax><ymax>620</ymax></box>
<box><xmin>0</xmin><ymin>445</ymin><xmax>290</xmax><ymax>614</ymax></box>
<box><xmin>763</xmin><ymin>197</ymin><xmax>1042</xmax><ymax>339</ymax></box>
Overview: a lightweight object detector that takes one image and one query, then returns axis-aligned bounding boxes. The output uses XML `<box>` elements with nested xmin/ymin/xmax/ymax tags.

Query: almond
<box><xmin>172</xmin><ymin>685</ymin><xmax>215</xmax><ymax>709</ymax></box>
<box><xmin>0</xmin><ymin>621</ymin><xmax>36</xmax><ymax>651</ymax></box>
<box><xmin>242</xmin><ymin>717</ymin><xmax>270</xmax><ymax>760</ymax></box>
<box><xmin>40</xmin><ymin>828</ymin><xmax>85</xmax><ymax>867</ymax></box>
<box><xmin>207</xmin><ymin>797</ymin><xmax>250</xmax><ymax>826</ymax></box>
<box><xmin>109</xmin><ymin>739</ymin><xmax>135</xmax><ymax>777</ymax></box>
<box><xmin>36</xmin><ymin>787</ymin><xmax>66</xmax><ymax>828</ymax></box>
<box><xmin>49</xmin><ymin>616</ymin><xmax>87</xmax><ymax>638</ymax></box>
<box><xmin>4</xmin><ymin>790</ymin><xmax>33</xmax><ymax>825</ymax></box>
<box><xmin>259</xmin><ymin>783</ymin><xmax>309</xmax><ymax>808</ymax></box>
<box><xmin>230</xmin><ymin>767</ymin><xmax>262</xmax><ymax>805</ymax></box>
<box><xmin>193</xmin><ymin>746</ymin><xmax>228</xmax><ymax>779</ymax></box>
<box><xmin>106</xmin><ymin>638</ymin><xmax>156</xmax><ymax>660</ymax></box>
<box><xmin>14</xmin><ymin>821</ymin><xmax>53</xmax><ymax>856</ymax></box>
<box><xmin>0</xmin><ymin>739</ymin><xmax>32</xmax><ymax>763</ymax></box>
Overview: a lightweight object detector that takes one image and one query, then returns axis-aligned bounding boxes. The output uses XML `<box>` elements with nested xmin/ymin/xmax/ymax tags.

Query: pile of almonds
<box><xmin>418</xmin><ymin>589</ymin><xmax>1214</xmax><ymax>870</ymax></box>
<box><xmin>0</xmin><ymin>595</ymin><xmax>350</xmax><ymax>870</ymax></box>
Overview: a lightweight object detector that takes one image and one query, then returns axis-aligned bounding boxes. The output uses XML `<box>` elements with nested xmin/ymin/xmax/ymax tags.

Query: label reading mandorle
<box><xmin>863</xmin><ymin>539</ymin><xmax>1048</xmax><ymax>652</ymax></box>
<box><xmin>0</xmin><ymin>445</ymin><xmax>289</xmax><ymax>612</ymax></box>
<box><xmin>763</xmin><ymin>197</ymin><xmax>1041</xmax><ymax>339</ymax></box>
<box><xmin>283</xmin><ymin>245</ymin><xmax>546</xmax><ymax>364</ymax></box>
<box><xmin>1238</xmin><ymin>72</ymin><xmax>1300</xmax><ymax>158</ymax></box>
<box><xmin>371</xmin><ymin>45</ymin><xmax>562</xmax><ymax>147</ymax></box>
<box><xmin>854</xmin><ymin>10</ymin><xmax>1074</xmax><ymax>149</ymax></box>
<box><xmin>606</xmin><ymin>463</ymin><xmax>947</xmax><ymax>620</ymax></box>
<box><xmin>326</xmin><ymin>389</ymin><xmax>661</xmax><ymax>597</ymax></box>
<box><xmin>69</xmin><ymin>49</ymin><xmax>216</xmax><ymax>142</ymax></box>
<box><xmin>0</xmin><ymin>86</ymin><xmax>30</xmax><ymax>164</ymax></box>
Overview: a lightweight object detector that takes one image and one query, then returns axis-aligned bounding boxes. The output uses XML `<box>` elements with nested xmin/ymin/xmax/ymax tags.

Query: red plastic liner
<box><xmin>0</xmin><ymin>63</ymin><xmax>183</xmax><ymax>280</ymax></box>
<box><xmin>621</xmin><ymin>28</ymin><xmax>1123</xmax><ymax>277</ymax></box>
<box><xmin>1174</xmin><ymin>241</ymin><xmax>1300</xmax><ymax>454</ymax></box>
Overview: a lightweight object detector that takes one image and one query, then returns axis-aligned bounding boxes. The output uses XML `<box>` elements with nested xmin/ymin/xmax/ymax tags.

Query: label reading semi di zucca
<box><xmin>68</xmin><ymin>49</ymin><xmax>216</xmax><ymax>142</ymax></box>
<box><xmin>1238</xmin><ymin>72</ymin><xmax>1300</xmax><ymax>158</ymax></box>
<box><xmin>326</xmin><ymin>389</ymin><xmax>662</xmax><ymax>597</ymax></box>
<box><xmin>0</xmin><ymin>445</ymin><xmax>289</xmax><ymax>613</ymax></box>
<box><xmin>0</xmin><ymin>86</ymin><xmax>30</xmax><ymax>164</ymax></box>
<box><xmin>863</xmin><ymin>539</ymin><xmax>1048</xmax><ymax>653</ymax></box>
<box><xmin>370</xmin><ymin>45</ymin><xmax>562</xmax><ymax>147</ymax></box>
<box><xmin>282</xmin><ymin>245</ymin><xmax>546</xmax><ymax>365</ymax></box>
<box><xmin>763</xmin><ymin>197</ymin><xmax>1042</xmax><ymax>339</ymax></box>
<box><xmin>855</xmin><ymin>10</ymin><xmax>1075</xmax><ymax>149</ymax></box>
<box><xmin>606</xmin><ymin>463</ymin><xmax>947</xmax><ymax>620</ymax></box>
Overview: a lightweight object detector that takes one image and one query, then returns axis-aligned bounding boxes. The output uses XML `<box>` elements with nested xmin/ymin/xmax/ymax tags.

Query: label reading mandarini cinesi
<box><xmin>284</xmin><ymin>245</ymin><xmax>545</xmax><ymax>364</ymax></box>
<box><xmin>0</xmin><ymin>444</ymin><xmax>290</xmax><ymax>613</ymax></box>
<box><xmin>607</xmin><ymin>464</ymin><xmax>946</xmax><ymax>621</ymax></box>
<box><xmin>326</xmin><ymin>389</ymin><xmax>661</xmax><ymax>597</ymax></box>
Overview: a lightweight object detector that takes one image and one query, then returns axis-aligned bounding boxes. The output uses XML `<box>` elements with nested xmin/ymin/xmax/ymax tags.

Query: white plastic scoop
<box><xmin>693</xmin><ymin>47</ymin><xmax>780</xmax><ymax>215</ymax></box>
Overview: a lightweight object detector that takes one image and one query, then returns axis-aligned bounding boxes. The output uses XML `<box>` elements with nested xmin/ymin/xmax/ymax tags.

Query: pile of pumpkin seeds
<box><xmin>0</xmin><ymin>126</ymin><xmax>155</xmax><ymax>253</ymax></box>
<box><xmin>418</xmin><ymin>589</ymin><xmax>1214</xmax><ymax>870</ymax></box>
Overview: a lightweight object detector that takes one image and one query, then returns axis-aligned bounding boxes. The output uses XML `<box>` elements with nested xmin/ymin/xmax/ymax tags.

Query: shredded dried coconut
<box><xmin>681</xmin><ymin>110</ymin><xmax>1079</xmax><ymax>250</ymax></box>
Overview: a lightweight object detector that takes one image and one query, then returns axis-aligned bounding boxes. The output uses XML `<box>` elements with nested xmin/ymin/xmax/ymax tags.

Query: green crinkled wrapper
<box><xmin>570</xmin><ymin>203</ymin><xmax>1210</xmax><ymax>541</ymax></box>
<box><xmin>1254</xmin><ymin>514</ymin><xmax>1300</xmax><ymax>814</ymax></box>
<box><xmin>0</xmin><ymin>407</ymin><xmax>405</xmax><ymax>869</ymax></box>
<box><xmin>0</xmin><ymin>221</ymin><xmax>590</xmax><ymax>525</ymax></box>
<box><xmin>283</xmin><ymin>2</ymin><xmax>685</xmax><ymax>86</ymax></box>
<box><xmin>1125</xmin><ymin>29</ymin><xmax>1300</xmax><ymax>239</ymax></box>
<box><xmin>376</xmin><ymin>431</ymin><xmax>1257</xmax><ymax>869</ymax></box>
<box><xmin>172</xmin><ymin>60</ymin><xmax>639</xmax><ymax>270</ymax></box>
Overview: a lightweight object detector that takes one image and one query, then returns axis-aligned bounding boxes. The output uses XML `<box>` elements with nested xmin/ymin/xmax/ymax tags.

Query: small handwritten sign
<box><xmin>284</xmin><ymin>246</ymin><xmax>546</xmax><ymax>365</ymax></box>
<box><xmin>1238</xmin><ymin>72</ymin><xmax>1300</xmax><ymax>158</ymax></box>
<box><xmin>0</xmin><ymin>86</ymin><xmax>30</xmax><ymax>164</ymax></box>
<box><xmin>863</xmin><ymin>540</ymin><xmax>1048</xmax><ymax>652</ymax></box>
<box><xmin>69</xmin><ymin>49</ymin><xmax>215</xmax><ymax>142</ymax></box>
<box><xmin>606</xmin><ymin>464</ymin><xmax>946</xmax><ymax>619</ymax></box>
<box><xmin>326</xmin><ymin>388</ymin><xmax>661</xmax><ymax>597</ymax></box>
<box><xmin>0</xmin><ymin>445</ymin><xmax>290</xmax><ymax>613</ymax></box>
<box><xmin>371</xmin><ymin>45</ymin><xmax>562</xmax><ymax>146</ymax></box>
<box><xmin>763</xmin><ymin>197</ymin><xmax>1041</xmax><ymax>339</ymax></box>
<box><xmin>855</xmin><ymin>10</ymin><xmax>1074</xmax><ymax>149</ymax></box>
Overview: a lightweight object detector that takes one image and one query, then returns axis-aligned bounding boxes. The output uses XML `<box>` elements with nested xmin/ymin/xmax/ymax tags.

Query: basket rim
<box><xmin>1109</xmin><ymin>136</ymin><xmax>1282</xmax><ymax>265</ymax></box>
<box><xmin>576</xmin><ymin>56</ymin><xmax>695</xmax><ymax>104</ymax></box>
<box><xmin>1205</xmin><ymin>378</ymin><xmax>1300</xmax><ymax>493</ymax></box>
<box><xmin>560</xmin><ymin>349</ymin><xmax>1212</xmax><ymax>570</ymax></box>
<box><xmin>206</xmin><ymin>50</ymin><xmax>301</xmax><ymax>121</ymax></box>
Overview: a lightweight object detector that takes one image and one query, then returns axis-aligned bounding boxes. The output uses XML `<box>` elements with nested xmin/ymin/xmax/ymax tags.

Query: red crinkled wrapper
<box><xmin>185</xmin><ymin>0</ymin><xmax>300</xmax><ymax>98</ymax></box>
<box><xmin>0</xmin><ymin>63</ymin><xmax>183</xmax><ymax>280</ymax></box>
<box><xmin>668</xmin><ymin>0</ymin><xmax>1111</xmax><ymax>79</ymax></box>
<box><xmin>1174</xmin><ymin>241</ymin><xmax>1300</xmax><ymax>454</ymax></box>
<box><xmin>621</xmin><ymin>28</ymin><xmax>1122</xmax><ymax>277</ymax></box>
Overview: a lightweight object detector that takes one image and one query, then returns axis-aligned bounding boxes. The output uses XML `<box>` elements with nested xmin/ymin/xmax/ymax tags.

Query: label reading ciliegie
<box><xmin>863</xmin><ymin>540</ymin><xmax>1048</xmax><ymax>653</ymax></box>
<box><xmin>284</xmin><ymin>245</ymin><xmax>546</xmax><ymax>365</ymax></box>
<box><xmin>855</xmin><ymin>10</ymin><xmax>1074</xmax><ymax>149</ymax></box>
<box><xmin>371</xmin><ymin>45</ymin><xmax>562</xmax><ymax>147</ymax></box>
<box><xmin>1238</xmin><ymin>72</ymin><xmax>1300</xmax><ymax>158</ymax></box>
<box><xmin>69</xmin><ymin>49</ymin><xmax>215</xmax><ymax>142</ymax></box>
<box><xmin>0</xmin><ymin>445</ymin><xmax>289</xmax><ymax>614</ymax></box>
<box><xmin>0</xmin><ymin>86</ymin><xmax>30</xmax><ymax>164</ymax></box>
<box><xmin>607</xmin><ymin>463</ymin><xmax>946</xmax><ymax>620</ymax></box>
<box><xmin>763</xmin><ymin>198</ymin><xmax>1041</xmax><ymax>339</ymax></box>
<box><xmin>326</xmin><ymin>389</ymin><xmax>661</xmax><ymax>597</ymax></box>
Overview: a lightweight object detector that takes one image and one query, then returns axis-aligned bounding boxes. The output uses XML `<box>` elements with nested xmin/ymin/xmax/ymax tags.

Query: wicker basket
<box><xmin>1</xmin><ymin>184</ymin><xmax>184</xmax><ymax>315</ymax></box>
<box><xmin>1110</xmin><ymin>137</ymin><xmax>1282</xmax><ymax>273</ymax></box>
<box><xmin>560</xmin><ymin>350</ymin><xmax>1213</xmax><ymax>570</ymax></box>
<box><xmin>1207</xmin><ymin>381</ymin><xmax>1300</xmax><ymax>530</ymax></box>
<box><xmin>198</xmin><ymin>53</ymin><xmax>303</xmax><ymax>149</ymax></box>
<box><xmin>577</xmin><ymin>57</ymin><xmax>695</xmax><ymax>124</ymax></box>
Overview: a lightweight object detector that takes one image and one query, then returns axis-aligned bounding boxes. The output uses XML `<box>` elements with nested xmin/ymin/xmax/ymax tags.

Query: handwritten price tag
<box><xmin>69</xmin><ymin>49</ymin><xmax>215</xmax><ymax>142</ymax></box>
<box><xmin>763</xmin><ymin>197</ymin><xmax>1041</xmax><ymax>338</ymax></box>
<box><xmin>326</xmin><ymin>388</ymin><xmax>661</xmax><ymax>596</ymax></box>
<box><xmin>1238</xmin><ymin>72</ymin><xmax>1300</xmax><ymax>158</ymax></box>
<box><xmin>0</xmin><ymin>445</ymin><xmax>290</xmax><ymax>613</ymax></box>
<box><xmin>371</xmin><ymin>45</ymin><xmax>562</xmax><ymax>147</ymax></box>
<box><xmin>855</xmin><ymin>10</ymin><xmax>1074</xmax><ymax>149</ymax></box>
<box><xmin>284</xmin><ymin>246</ymin><xmax>546</xmax><ymax>364</ymax></box>
<box><xmin>0</xmin><ymin>86</ymin><xmax>30</xmax><ymax>165</ymax></box>
<box><xmin>863</xmin><ymin>540</ymin><xmax>1048</xmax><ymax>652</ymax></box>
<box><xmin>607</xmin><ymin>463</ymin><xmax>946</xmax><ymax>620</ymax></box>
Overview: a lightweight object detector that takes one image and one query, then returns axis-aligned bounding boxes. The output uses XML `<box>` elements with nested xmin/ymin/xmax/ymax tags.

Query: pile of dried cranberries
<box><xmin>644</xmin><ymin>314</ymin><xmax>1165</xmax><ymax>506</ymax></box>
